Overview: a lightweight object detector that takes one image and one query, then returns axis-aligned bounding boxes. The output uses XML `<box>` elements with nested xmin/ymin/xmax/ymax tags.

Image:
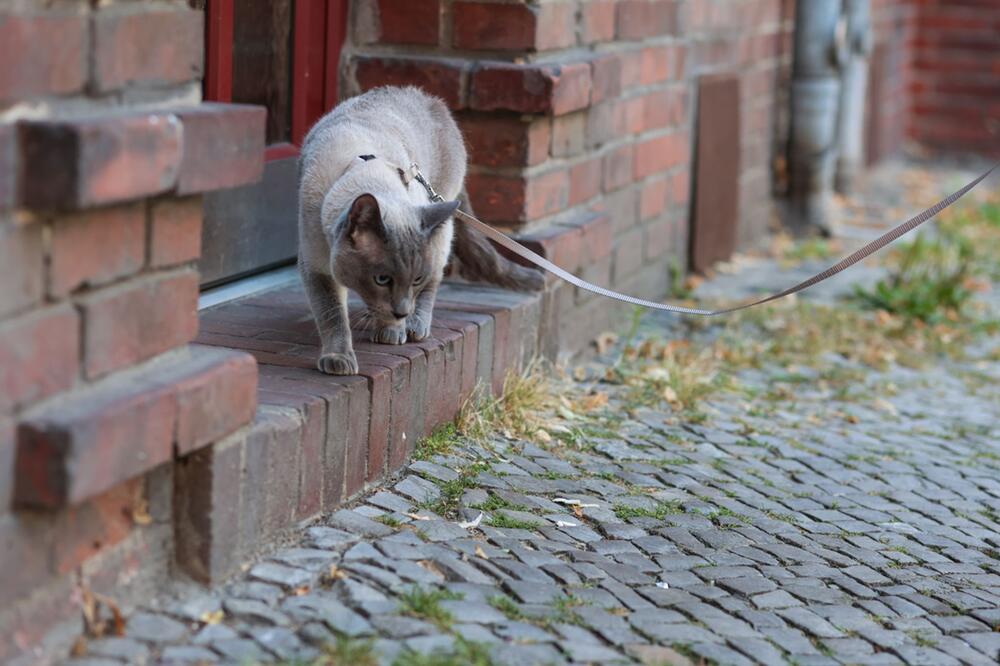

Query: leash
<box><xmin>406</xmin><ymin>161</ymin><xmax>997</xmax><ymax>316</ymax></box>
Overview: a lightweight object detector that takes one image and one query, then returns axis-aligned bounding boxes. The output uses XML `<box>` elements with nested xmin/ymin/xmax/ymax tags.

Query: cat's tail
<box><xmin>451</xmin><ymin>190</ymin><xmax>545</xmax><ymax>292</ymax></box>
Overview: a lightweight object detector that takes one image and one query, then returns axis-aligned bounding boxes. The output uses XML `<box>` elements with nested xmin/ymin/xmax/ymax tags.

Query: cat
<box><xmin>298</xmin><ymin>86</ymin><xmax>544</xmax><ymax>375</ymax></box>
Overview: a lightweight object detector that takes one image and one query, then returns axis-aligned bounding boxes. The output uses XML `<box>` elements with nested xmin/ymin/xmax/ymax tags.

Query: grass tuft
<box><xmin>397</xmin><ymin>586</ymin><xmax>463</xmax><ymax>629</ymax></box>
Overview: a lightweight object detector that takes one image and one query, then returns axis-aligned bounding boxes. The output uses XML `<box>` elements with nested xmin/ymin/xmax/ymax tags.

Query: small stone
<box><xmin>327</xmin><ymin>509</ymin><xmax>393</xmax><ymax>537</ymax></box>
<box><xmin>306</xmin><ymin>526</ymin><xmax>359</xmax><ymax>549</ymax></box>
<box><xmin>211</xmin><ymin>638</ymin><xmax>267</xmax><ymax>662</ymax></box>
<box><xmin>270</xmin><ymin>547</ymin><xmax>339</xmax><ymax>571</ymax></box>
<box><xmin>86</xmin><ymin>637</ymin><xmax>151</xmax><ymax>663</ymax></box>
<box><xmin>394</xmin><ymin>476</ymin><xmax>441</xmax><ymax>505</ymax></box>
<box><xmin>249</xmin><ymin>562</ymin><xmax>315</xmax><ymax>589</ymax></box>
<box><xmin>125</xmin><ymin>612</ymin><xmax>188</xmax><ymax>644</ymax></box>
<box><xmin>159</xmin><ymin>645</ymin><xmax>219</xmax><ymax>663</ymax></box>
<box><xmin>222</xmin><ymin>598</ymin><xmax>291</xmax><ymax>627</ymax></box>
<box><xmin>281</xmin><ymin>593</ymin><xmax>373</xmax><ymax>636</ymax></box>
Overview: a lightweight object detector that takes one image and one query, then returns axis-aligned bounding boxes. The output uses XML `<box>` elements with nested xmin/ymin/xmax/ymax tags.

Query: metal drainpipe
<box><xmin>788</xmin><ymin>0</ymin><xmax>847</xmax><ymax>235</ymax></box>
<box><xmin>835</xmin><ymin>0</ymin><xmax>873</xmax><ymax>194</ymax></box>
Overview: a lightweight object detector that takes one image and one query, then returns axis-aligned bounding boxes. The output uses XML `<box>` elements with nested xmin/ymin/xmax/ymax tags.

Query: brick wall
<box><xmin>345</xmin><ymin>0</ymin><xmax>793</xmax><ymax>346</ymax></box>
<box><xmin>909</xmin><ymin>0</ymin><xmax>1000</xmax><ymax>157</ymax></box>
<box><xmin>0</xmin><ymin>2</ymin><xmax>264</xmax><ymax>661</ymax></box>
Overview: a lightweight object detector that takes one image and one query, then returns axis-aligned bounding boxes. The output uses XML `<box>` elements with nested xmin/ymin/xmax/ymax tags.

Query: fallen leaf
<box><xmin>404</xmin><ymin>512</ymin><xmax>431</xmax><ymax>521</ymax></box>
<box><xmin>656</xmin><ymin>580</ymin><xmax>670</xmax><ymax>589</ymax></box>
<box><xmin>535</xmin><ymin>429</ymin><xmax>552</xmax><ymax>444</ymax></box>
<box><xmin>131</xmin><ymin>499</ymin><xmax>152</xmax><ymax>526</ymax></box>
<box><xmin>555</xmin><ymin>520</ymin><xmax>578</xmax><ymax>528</ymax></box>
<box><xmin>324</xmin><ymin>565</ymin><xmax>347</xmax><ymax>582</ymax></box>
<box><xmin>200</xmin><ymin>610</ymin><xmax>224</xmax><ymax>625</ymax></box>
<box><xmin>572</xmin><ymin>505</ymin><xmax>584</xmax><ymax>519</ymax></box>
<box><xmin>594</xmin><ymin>332</ymin><xmax>618</xmax><ymax>355</ymax></box>
<box><xmin>474</xmin><ymin>545</ymin><xmax>489</xmax><ymax>560</ymax></box>
<box><xmin>293</xmin><ymin>585</ymin><xmax>310</xmax><ymax>596</ymax></box>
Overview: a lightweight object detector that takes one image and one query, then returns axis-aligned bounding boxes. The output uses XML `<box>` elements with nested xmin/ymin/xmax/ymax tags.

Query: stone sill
<box><xmin>186</xmin><ymin>279</ymin><xmax>545</xmax><ymax>582</ymax></box>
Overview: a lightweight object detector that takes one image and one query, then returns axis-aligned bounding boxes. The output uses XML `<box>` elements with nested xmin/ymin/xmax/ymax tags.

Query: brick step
<box><xmin>14</xmin><ymin>345</ymin><xmax>257</xmax><ymax>510</ymax></box>
<box><xmin>184</xmin><ymin>280</ymin><xmax>543</xmax><ymax>583</ymax></box>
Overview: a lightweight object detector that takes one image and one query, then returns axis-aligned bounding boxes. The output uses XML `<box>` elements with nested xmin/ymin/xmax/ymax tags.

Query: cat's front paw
<box><xmin>318</xmin><ymin>351</ymin><xmax>358</xmax><ymax>375</ymax></box>
<box><xmin>374</xmin><ymin>324</ymin><xmax>407</xmax><ymax>345</ymax></box>
<box><xmin>407</xmin><ymin>318</ymin><xmax>431</xmax><ymax>342</ymax></box>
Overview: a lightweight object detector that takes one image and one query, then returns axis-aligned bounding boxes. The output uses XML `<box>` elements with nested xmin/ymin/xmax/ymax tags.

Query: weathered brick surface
<box><xmin>371</xmin><ymin>0</ymin><xmax>441</xmax><ymax>46</ymax></box>
<box><xmin>51</xmin><ymin>479</ymin><xmax>140</xmax><ymax>575</ymax></box>
<box><xmin>470</xmin><ymin>62</ymin><xmax>591</xmax><ymax>115</ymax></box>
<box><xmin>355</xmin><ymin>56</ymin><xmax>467</xmax><ymax>110</ymax></box>
<box><xmin>48</xmin><ymin>203</ymin><xmax>146</xmax><ymax>297</ymax></box>
<box><xmin>0</xmin><ymin>11</ymin><xmax>88</xmax><ymax>104</ymax></box>
<box><xmin>174</xmin><ymin>432</ymin><xmax>244</xmax><ymax>584</ymax></box>
<box><xmin>460</xmin><ymin>115</ymin><xmax>551</xmax><ymax>168</ymax></box>
<box><xmin>172</xmin><ymin>104</ymin><xmax>266</xmax><ymax>195</ymax></box>
<box><xmin>175</xmin><ymin>346</ymin><xmax>258</xmax><ymax>456</ymax></box>
<box><xmin>18</xmin><ymin>114</ymin><xmax>182</xmax><ymax>210</ymax></box>
<box><xmin>79</xmin><ymin>269</ymin><xmax>198</xmax><ymax>379</ymax></box>
<box><xmin>0</xmin><ymin>221</ymin><xmax>43</xmax><ymax>320</ymax></box>
<box><xmin>92</xmin><ymin>6</ymin><xmax>203</xmax><ymax>92</ymax></box>
<box><xmin>15</xmin><ymin>376</ymin><xmax>174</xmax><ymax>510</ymax></box>
<box><xmin>452</xmin><ymin>1</ymin><xmax>575</xmax><ymax>52</ymax></box>
<box><xmin>149</xmin><ymin>196</ymin><xmax>203</xmax><ymax>268</ymax></box>
<box><xmin>0</xmin><ymin>305</ymin><xmax>79</xmax><ymax>413</ymax></box>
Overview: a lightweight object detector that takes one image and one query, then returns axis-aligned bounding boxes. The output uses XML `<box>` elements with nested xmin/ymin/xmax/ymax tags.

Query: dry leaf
<box><xmin>594</xmin><ymin>332</ymin><xmax>618</xmax><ymax>355</ymax></box>
<box><xmin>404</xmin><ymin>512</ymin><xmax>431</xmax><ymax>521</ymax></box>
<box><xmin>293</xmin><ymin>585</ymin><xmax>310</xmax><ymax>596</ymax></box>
<box><xmin>132</xmin><ymin>499</ymin><xmax>152</xmax><ymax>526</ymax></box>
<box><xmin>555</xmin><ymin>520</ymin><xmax>578</xmax><ymax>528</ymax></box>
<box><xmin>324</xmin><ymin>565</ymin><xmax>347</xmax><ymax>582</ymax></box>
<box><xmin>200</xmin><ymin>610</ymin><xmax>224</xmax><ymax>625</ymax></box>
<box><xmin>662</xmin><ymin>386</ymin><xmax>679</xmax><ymax>404</ymax></box>
<box><xmin>535</xmin><ymin>429</ymin><xmax>552</xmax><ymax>444</ymax></box>
<box><xmin>70</xmin><ymin>636</ymin><xmax>88</xmax><ymax>657</ymax></box>
<box><xmin>474</xmin><ymin>545</ymin><xmax>489</xmax><ymax>560</ymax></box>
<box><xmin>572</xmin><ymin>505</ymin><xmax>584</xmax><ymax>519</ymax></box>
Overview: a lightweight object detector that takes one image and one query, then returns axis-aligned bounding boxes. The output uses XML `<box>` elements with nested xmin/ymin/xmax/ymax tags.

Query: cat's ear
<box><xmin>421</xmin><ymin>199</ymin><xmax>460</xmax><ymax>236</ymax></box>
<box><xmin>346</xmin><ymin>193</ymin><xmax>386</xmax><ymax>245</ymax></box>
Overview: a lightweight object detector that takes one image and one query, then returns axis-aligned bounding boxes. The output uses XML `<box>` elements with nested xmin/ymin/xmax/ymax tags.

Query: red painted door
<box><xmin>199</xmin><ymin>0</ymin><xmax>349</xmax><ymax>286</ymax></box>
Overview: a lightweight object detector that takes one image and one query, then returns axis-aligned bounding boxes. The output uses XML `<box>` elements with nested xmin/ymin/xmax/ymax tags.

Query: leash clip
<box><xmin>409</xmin><ymin>163</ymin><xmax>444</xmax><ymax>203</ymax></box>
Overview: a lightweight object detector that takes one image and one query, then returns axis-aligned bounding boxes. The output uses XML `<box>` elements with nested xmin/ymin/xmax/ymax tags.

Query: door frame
<box><xmin>203</xmin><ymin>0</ymin><xmax>349</xmax><ymax>160</ymax></box>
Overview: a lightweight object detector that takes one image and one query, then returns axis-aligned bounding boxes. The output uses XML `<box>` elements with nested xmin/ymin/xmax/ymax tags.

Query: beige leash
<box><xmin>408</xmin><ymin>162</ymin><xmax>997</xmax><ymax>316</ymax></box>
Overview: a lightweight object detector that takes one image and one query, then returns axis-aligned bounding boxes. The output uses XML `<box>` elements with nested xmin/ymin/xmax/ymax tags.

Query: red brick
<box><xmin>619</xmin><ymin>49</ymin><xmax>644</xmax><ymax>89</ymax></box>
<box><xmin>551</xmin><ymin>112</ymin><xmax>586</xmax><ymax>158</ymax></box>
<box><xmin>355</xmin><ymin>356</ymin><xmax>392</xmax><ymax>485</ymax></box>
<box><xmin>616</xmin><ymin>0</ymin><xmax>680</xmax><ymax>40</ymax></box>
<box><xmin>0</xmin><ymin>305</ymin><xmax>79</xmax><ymax>413</ymax></box>
<box><xmin>149</xmin><ymin>196</ymin><xmax>203</xmax><ymax>267</ymax></box>
<box><xmin>0</xmin><ymin>12</ymin><xmax>87</xmax><ymax>104</ymax></box>
<box><xmin>460</xmin><ymin>115</ymin><xmax>550</xmax><ymax>167</ymax></box>
<box><xmin>640</xmin><ymin>175</ymin><xmax>669</xmax><ymax>220</ymax></box>
<box><xmin>465</xmin><ymin>173</ymin><xmax>526</xmax><ymax>226</ymax></box>
<box><xmin>591</xmin><ymin>54</ymin><xmax>623</xmax><ymax>104</ymax></box>
<box><xmin>612</xmin><ymin>224</ymin><xmax>645</xmax><ymax>283</ymax></box>
<box><xmin>18</xmin><ymin>113</ymin><xmax>182</xmax><ymax>210</ymax></box>
<box><xmin>586</xmin><ymin>100</ymin><xmax>628</xmax><ymax>148</ymax></box>
<box><xmin>375</xmin><ymin>0</ymin><xmax>441</xmax><ymax>46</ymax></box>
<box><xmin>51</xmin><ymin>479</ymin><xmax>139</xmax><ymax>574</ymax></box>
<box><xmin>633</xmin><ymin>131</ymin><xmax>688</xmax><ymax>179</ymax></box>
<box><xmin>640</xmin><ymin>45</ymin><xmax>671</xmax><ymax>84</ymax></box>
<box><xmin>453</xmin><ymin>1</ymin><xmax>536</xmax><ymax>50</ymax></box>
<box><xmin>536</xmin><ymin>2</ymin><xmax>578</xmax><ymax>51</ymax></box>
<box><xmin>0</xmin><ymin>221</ymin><xmax>43</xmax><ymax>319</ymax></box>
<box><xmin>641</xmin><ymin>88</ymin><xmax>685</xmax><ymax>131</ymax></box>
<box><xmin>15</xmin><ymin>372</ymin><xmax>175</xmax><ymax>509</ymax></box>
<box><xmin>173</xmin><ymin>103</ymin><xmax>266</xmax><ymax>195</ymax></box>
<box><xmin>582</xmin><ymin>0</ymin><xmax>617</xmax><ymax>44</ymax></box>
<box><xmin>470</xmin><ymin>62</ymin><xmax>591</xmax><ymax>115</ymax></box>
<box><xmin>452</xmin><ymin>1</ymin><xmax>574</xmax><ymax>51</ymax></box>
<box><xmin>670</xmin><ymin>167</ymin><xmax>690</xmax><ymax>206</ymax></box>
<box><xmin>92</xmin><ymin>7</ymin><xmax>203</xmax><ymax>92</ymax></box>
<box><xmin>355</xmin><ymin>56</ymin><xmax>467</xmax><ymax>110</ymax></box>
<box><xmin>250</xmin><ymin>407</ymin><xmax>304</xmax><ymax>542</ymax></box>
<box><xmin>79</xmin><ymin>270</ymin><xmax>199</xmax><ymax>379</ymax></box>
<box><xmin>175</xmin><ymin>346</ymin><xmax>258</xmax><ymax>455</ymax></box>
<box><xmin>357</xmin><ymin>351</ymin><xmax>409</xmax><ymax>480</ymax></box>
<box><xmin>520</xmin><ymin>225</ymin><xmax>584</xmax><ymax>275</ymax></box>
<box><xmin>643</xmin><ymin>217</ymin><xmax>673</xmax><ymax>261</ymax></box>
<box><xmin>569</xmin><ymin>157</ymin><xmax>602</xmax><ymax>205</ymax></box>
<box><xmin>431</xmin><ymin>315</ymin><xmax>480</xmax><ymax>408</ymax></box>
<box><xmin>527</xmin><ymin>169</ymin><xmax>570</xmax><ymax>220</ymax></box>
<box><xmin>602</xmin><ymin>143</ymin><xmax>634</xmax><ymax>192</ymax></box>
<box><xmin>48</xmin><ymin>203</ymin><xmax>146</xmax><ymax>297</ymax></box>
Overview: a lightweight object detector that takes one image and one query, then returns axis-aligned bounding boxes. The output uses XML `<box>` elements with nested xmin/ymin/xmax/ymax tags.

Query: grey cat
<box><xmin>298</xmin><ymin>86</ymin><xmax>543</xmax><ymax>375</ymax></box>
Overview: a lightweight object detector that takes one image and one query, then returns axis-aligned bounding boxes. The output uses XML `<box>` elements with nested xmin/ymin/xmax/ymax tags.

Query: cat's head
<box><xmin>332</xmin><ymin>193</ymin><xmax>458</xmax><ymax>325</ymax></box>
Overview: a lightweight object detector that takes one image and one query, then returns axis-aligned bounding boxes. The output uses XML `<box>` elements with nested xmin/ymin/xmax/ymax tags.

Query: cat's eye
<box><xmin>413</xmin><ymin>275</ymin><xmax>425</xmax><ymax>286</ymax></box>
<box><xmin>374</xmin><ymin>275</ymin><xmax>392</xmax><ymax>286</ymax></box>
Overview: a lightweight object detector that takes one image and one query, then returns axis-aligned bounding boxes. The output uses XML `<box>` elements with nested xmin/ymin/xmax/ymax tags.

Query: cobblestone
<box><xmin>65</xmin><ymin>162</ymin><xmax>1000</xmax><ymax>664</ymax></box>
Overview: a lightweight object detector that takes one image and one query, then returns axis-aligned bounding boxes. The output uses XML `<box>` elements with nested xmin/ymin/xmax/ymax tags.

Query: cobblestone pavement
<box><xmin>68</xmin><ymin>162</ymin><xmax>1000</xmax><ymax>665</ymax></box>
